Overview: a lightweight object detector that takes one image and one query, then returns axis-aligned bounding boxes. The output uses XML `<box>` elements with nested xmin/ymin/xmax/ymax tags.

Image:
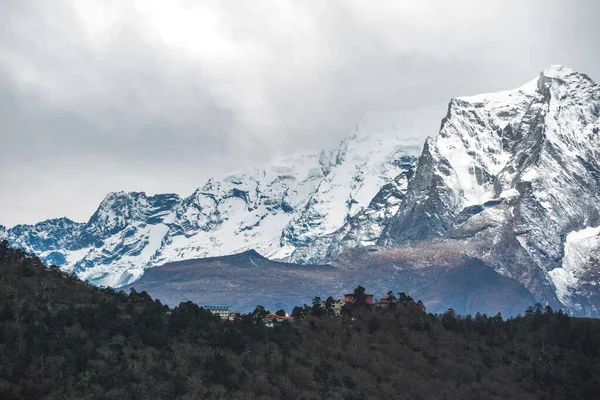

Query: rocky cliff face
<box><xmin>379</xmin><ymin>66</ymin><xmax>600</xmax><ymax>315</ymax></box>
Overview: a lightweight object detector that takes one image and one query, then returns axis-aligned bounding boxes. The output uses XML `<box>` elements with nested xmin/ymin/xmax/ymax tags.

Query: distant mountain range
<box><xmin>0</xmin><ymin>126</ymin><xmax>421</xmax><ymax>287</ymax></box>
<box><xmin>3</xmin><ymin>65</ymin><xmax>600</xmax><ymax>316</ymax></box>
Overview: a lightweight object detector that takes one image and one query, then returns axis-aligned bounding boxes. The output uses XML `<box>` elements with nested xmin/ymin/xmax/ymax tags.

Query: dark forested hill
<box><xmin>1</xmin><ymin>240</ymin><xmax>600</xmax><ymax>399</ymax></box>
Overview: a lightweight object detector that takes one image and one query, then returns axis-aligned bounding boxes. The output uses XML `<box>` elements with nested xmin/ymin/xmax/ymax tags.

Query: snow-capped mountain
<box><xmin>5</xmin><ymin>65</ymin><xmax>600</xmax><ymax>316</ymax></box>
<box><xmin>0</xmin><ymin>218</ymin><xmax>85</xmax><ymax>265</ymax></box>
<box><xmin>379</xmin><ymin>65</ymin><xmax>600</xmax><ymax>315</ymax></box>
<box><xmin>2</xmin><ymin>121</ymin><xmax>421</xmax><ymax>287</ymax></box>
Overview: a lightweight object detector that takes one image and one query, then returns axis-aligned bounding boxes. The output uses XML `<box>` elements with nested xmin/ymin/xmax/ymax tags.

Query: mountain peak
<box><xmin>541</xmin><ymin>64</ymin><xmax>576</xmax><ymax>79</ymax></box>
<box><xmin>98</xmin><ymin>191</ymin><xmax>181</xmax><ymax>207</ymax></box>
<box><xmin>238</xmin><ymin>249</ymin><xmax>267</xmax><ymax>259</ymax></box>
<box><xmin>103</xmin><ymin>190</ymin><xmax>131</xmax><ymax>199</ymax></box>
<box><xmin>454</xmin><ymin>65</ymin><xmax>592</xmax><ymax>106</ymax></box>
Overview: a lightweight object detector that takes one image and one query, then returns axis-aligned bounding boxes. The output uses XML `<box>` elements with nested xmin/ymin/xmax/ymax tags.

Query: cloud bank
<box><xmin>1</xmin><ymin>0</ymin><xmax>599</xmax><ymax>226</ymax></box>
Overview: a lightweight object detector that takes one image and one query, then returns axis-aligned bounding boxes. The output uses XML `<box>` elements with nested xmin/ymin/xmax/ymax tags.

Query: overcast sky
<box><xmin>1</xmin><ymin>0</ymin><xmax>599</xmax><ymax>227</ymax></box>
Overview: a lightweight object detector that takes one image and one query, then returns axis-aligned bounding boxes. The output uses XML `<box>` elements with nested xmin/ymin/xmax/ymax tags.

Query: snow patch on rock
<box><xmin>550</xmin><ymin>226</ymin><xmax>600</xmax><ymax>310</ymax></box>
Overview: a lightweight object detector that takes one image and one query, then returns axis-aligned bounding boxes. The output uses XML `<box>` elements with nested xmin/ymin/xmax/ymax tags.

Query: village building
<box><xmin>334</xmin><ymin>291</ymin><xmax>392</xmax><ymax>313</ymax></box>
<box><xmin>341</xmin><ymin>292</ymin><xmax>375</xmax><ymax>304</ymax></box>
<box><xmin>203</xmin><ymin>305</ymin><xmax>230</xmax><ymax>320</ymax></box>
<box><xmin>264</xmin><ymin>313</ymin><xmax>294</xmax><ymax>327</ymax></box>
<box><xmin>332</xmin><ymin>299</ymin><xmax>345</xmax><ymax>316</ymax></box>
<box><xmin>376</xmin><ymin>297</ymin><xmax>391</xmax><ymax>308</ymax></box>
<box><xmin>228</xmin><ymin>312</ymin><xmax>241</xmax><ymax>321</ymax></box>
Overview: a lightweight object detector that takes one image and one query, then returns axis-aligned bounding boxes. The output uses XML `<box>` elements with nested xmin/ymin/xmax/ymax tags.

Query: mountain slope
<box><xmin>419</xmin><ymin>258</ymin><xmax>536</xmax><ymax>316</ymax></box>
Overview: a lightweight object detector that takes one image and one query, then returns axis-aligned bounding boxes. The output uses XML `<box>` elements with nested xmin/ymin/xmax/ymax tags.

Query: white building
<box><xmin>203</xmin><ymin>305</ymin><xmax>230</xmax><ymax>320</ymax></box>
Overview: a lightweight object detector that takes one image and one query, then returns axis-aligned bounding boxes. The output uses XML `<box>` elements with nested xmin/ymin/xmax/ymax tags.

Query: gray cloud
<box><xmin>1</xmin><ymin>0</ymin><xmax>599</xmax><ymax>226</ymax></box>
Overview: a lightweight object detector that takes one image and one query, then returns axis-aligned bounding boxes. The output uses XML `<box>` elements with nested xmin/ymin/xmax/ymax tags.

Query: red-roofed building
<box><xmin>375</xmin><ymin>297</ymin><xmax>391</xmax><ymax>308</ymax></box>
<box><xmin>342</xmin><ymin>293</ymin><xmax>375</xmax><ymax>304</ymax></box>
<box><xmin>264</xmin><ymin>313</ymin><xmax>294</xmax><ymax>327</ymax></box>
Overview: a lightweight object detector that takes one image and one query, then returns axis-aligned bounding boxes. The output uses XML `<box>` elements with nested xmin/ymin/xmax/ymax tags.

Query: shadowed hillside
<box><xmin>419</xmin><ymin>258</ymin><xmax>536</xmax><ymax>316</ymax></box>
